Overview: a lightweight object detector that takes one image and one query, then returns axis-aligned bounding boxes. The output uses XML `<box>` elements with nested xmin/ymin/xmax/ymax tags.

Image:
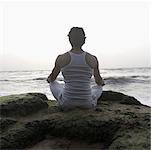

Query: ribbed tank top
<box><xmin>61</xmin><ymin>51</ymin><xmax>93</xmax><ymax>103</ymax></box>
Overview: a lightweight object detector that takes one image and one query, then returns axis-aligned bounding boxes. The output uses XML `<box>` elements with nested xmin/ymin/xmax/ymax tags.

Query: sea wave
<box><xmin>0</xmin><ymin>80</ymin><xmax>9</xmax><ymax>81</ymax></box>
<box><xmin>104</xmin><ymin>76</ymin><xmax>150</xmax><ymax>85</ymax></box>
<box><xmin>0</xmin><ymin>75</ymin><xmax>150</xmax><ymax>85</ymax></box>
<box><xmin>130</xmin><ymin>75</ymin><xmax>150</xmax><ymax>79</ymax></box>
<box><xmin>32</xmin><ymin>77</ymin><xmax>47</xmax><ymax>80</ymax></box>
<box><xmin>32</xmin><ymin>77</ymin><xmax>64</xmax><ymax>81</ymax></box>
<box><xmin>0</xmin><ymin>77</ymin><xmax>63</xmax><ymax>82</ymax></box>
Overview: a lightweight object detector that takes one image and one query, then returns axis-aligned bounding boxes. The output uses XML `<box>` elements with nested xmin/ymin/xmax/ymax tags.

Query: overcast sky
<box><xmin>0</xmin><ymin>0</ymin><xmax>150</xmax><ymax>71</ymax></box>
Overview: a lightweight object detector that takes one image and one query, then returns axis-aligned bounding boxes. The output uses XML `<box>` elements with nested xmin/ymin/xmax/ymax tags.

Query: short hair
<box><xmin>68</xmin><ymin>27</ymin><xmax>86</xmax><ymax>47</ymax></box>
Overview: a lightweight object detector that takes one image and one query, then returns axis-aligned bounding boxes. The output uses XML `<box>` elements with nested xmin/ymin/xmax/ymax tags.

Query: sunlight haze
<box><xmin>0</xmin><ymin>0</ymin><xmax>150</xmax><ymax>71</ymax></box>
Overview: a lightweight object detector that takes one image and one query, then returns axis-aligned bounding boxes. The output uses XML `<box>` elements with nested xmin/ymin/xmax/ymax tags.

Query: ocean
<box><xmin>0</xmin><ymin>67</ymin><xmax>151</xmax><ymax>107</ymax></box>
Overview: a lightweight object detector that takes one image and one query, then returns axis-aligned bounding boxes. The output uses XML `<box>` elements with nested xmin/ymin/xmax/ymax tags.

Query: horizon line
<box><xmin>0</xmin><ymin>67</ymin><xmax>150</xmax><ymax>72</ymax></box>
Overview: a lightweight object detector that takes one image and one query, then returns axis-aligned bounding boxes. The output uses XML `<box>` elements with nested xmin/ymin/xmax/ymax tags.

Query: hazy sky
<box><xmin>0</xmin><ymin>0</ymin><xmax>150</xmax><ymax>71</ymax></box>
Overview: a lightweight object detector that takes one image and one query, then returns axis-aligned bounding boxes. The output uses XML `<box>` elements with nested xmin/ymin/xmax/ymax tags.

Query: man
<box><xmin>47</xmin><ymin>27</ymin><xmax>104</xmax><ymax>110</ymax></box>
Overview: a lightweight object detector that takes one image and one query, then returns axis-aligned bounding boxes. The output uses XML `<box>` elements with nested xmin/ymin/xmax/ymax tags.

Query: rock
<box><xmin>0</xmin><ymin>93</ymin><xmax>48</xmax><ymax>117</ymax></box>
<box><xmin>0</xmin><ymin>122</ymin><xmax>45</xmax><ymax>149</ymax></box>
<box><xmin>98</xmin><ymin>91</ymin><xmax>141</xmax><ymax>105</ymax></box>
<box><xmin>0</xmin><ymin>91</ymin><xmax>150</xmax><ymax>150</ymax></box>
<box><xmin>29</xmin><ymin>135</ymin><xmax>105</xmax><ymax>150</ymax></box>
<box><xmin>0</xmin><ymin>118</ymin><xmax>17</xmax><ymax>131</ymax></box>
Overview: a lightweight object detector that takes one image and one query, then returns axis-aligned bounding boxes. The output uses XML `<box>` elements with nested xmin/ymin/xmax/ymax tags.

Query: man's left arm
<box><xmin>47</xmin><ymin>55</ymin><xmax>62</xmax><ymax>83</ymax></box>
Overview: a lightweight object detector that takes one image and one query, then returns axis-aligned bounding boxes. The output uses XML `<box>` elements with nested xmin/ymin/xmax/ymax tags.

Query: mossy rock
<box><xmin>99</xmin><ymin>91</ymin><xmax>142</xmax><ymax>105</ymax></box>
<box><xmin>0</xmin><ymin>92</ymin><xmax>150</xmax><ymax>150</ymax></box>
<box><xmin>0</xmin><ymin>118</ymin><xmax>17</xmax><ymax>131</ymax></box>
<box><xmin>0</xmin><ymin>93</ymin><xmax>48</xmax><ymax>117</ymax></box>
<box><xmin>109</xmin><ymin>128</ymin><xmax>150</xmax><ymax>150</ymax></box>
<box><xmin>1</xmin><ymin>104</ymin><xmax>150</xmax><ymax>149</ymax></box>
<box><xmin>0</xmin><ymin>122</ymin><xmax>45</xmax><ymax>149</ymax></box>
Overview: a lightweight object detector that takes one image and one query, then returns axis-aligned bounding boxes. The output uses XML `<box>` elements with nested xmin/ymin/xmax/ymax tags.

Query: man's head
<box><xmin>68</xmin><ymin>27</ymin><xmax>86</xmax><ymax>48</ymax></box>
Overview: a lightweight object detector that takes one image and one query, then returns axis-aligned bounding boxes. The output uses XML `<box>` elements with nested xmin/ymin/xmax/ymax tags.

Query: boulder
<box><xmin>0</xmin><ymin>91</ymin><xmax>150</xmax><ymax>150</ymax></box>
<box><xmin>98</xmin><ymin>91</ymin><xmax>141</xmax><ymax>105</ymax></box>
<box><xmin>0</xmin><ymin>93</ymin><xmax>48</xmax><ymax>117</ymax></box>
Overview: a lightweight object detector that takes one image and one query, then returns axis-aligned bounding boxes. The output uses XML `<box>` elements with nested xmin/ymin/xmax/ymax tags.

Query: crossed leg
<box><xmin>49</xmin><ymin>81</ymin><xmax>64</xmax><ymax>105</ymax></box>
<box><xmin>49</xmin><ymin>81</ymin><xmax>103</xmax><ymax>108</ymax></box>
<box><xmin>91</xmin><ymin>85</ymin><xmax>103</xmax><ymax>107</ymax></box>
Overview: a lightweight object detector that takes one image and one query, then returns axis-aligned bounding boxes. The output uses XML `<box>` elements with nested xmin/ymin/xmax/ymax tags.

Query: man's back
<box><xmin>60</xmin><ymin>51</ymin><xmax>93</xmax><ymax>108</ymax></box>
<box><xmin>57</xmin><ymin>50</ymin><xmax>103</xmax><ymax>86</ymax></box>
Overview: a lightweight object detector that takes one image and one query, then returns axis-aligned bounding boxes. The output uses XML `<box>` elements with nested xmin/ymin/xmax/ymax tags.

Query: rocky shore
<box><xmin>0</xmin><ymin>91</ymin><xmax>150</xmax><ymax>150</ymax></box>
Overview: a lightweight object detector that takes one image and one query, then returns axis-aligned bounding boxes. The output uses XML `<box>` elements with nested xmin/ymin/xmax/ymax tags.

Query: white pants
<box><xmin>49</xmin><ymin>81</ymin><xmax>103</xmax><ymax>109</ymax></box>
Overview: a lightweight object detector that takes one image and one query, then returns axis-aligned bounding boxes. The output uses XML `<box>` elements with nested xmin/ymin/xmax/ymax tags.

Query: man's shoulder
<box><xmin>56</xmin><ymin>52</ymin><xmax>69</xmax><ymax>61</ymax></box>
<box><xmin>56</xmin><ymin>51</ymin><xmax>70</xmax><ymax>67</ymax></box>
<box><xmin>85</xmin><ymin>51</ymin><xmax>98</xmax><ymax>68</ymax></box>
<box><xmin>58</xmin><ymin>51</ymin><xmax>69</xmax><ymax>58</ymax></box>
<box><xmin>85</xmin><ymin>51</ymin><xmax>97</xmax><ymax>61</ymax></box>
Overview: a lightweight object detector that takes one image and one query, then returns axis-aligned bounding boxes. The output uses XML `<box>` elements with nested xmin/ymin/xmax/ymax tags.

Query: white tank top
<box><xmin>61</xmin><ymin>51</ymin><xmax>93</xmax><ymax>103</ymax></box>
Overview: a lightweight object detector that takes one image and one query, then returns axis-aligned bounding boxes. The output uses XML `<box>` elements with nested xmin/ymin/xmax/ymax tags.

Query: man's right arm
<box><xmin>47</xmin><ymin>55</ymin><xmax>61</xmax><ymax>83</ymax></box>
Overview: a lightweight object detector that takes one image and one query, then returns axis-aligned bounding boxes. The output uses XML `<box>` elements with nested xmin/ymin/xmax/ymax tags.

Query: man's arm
<box><xmin>47</xmin><ymin>55</ymin><xmax>62</xmax><ymax>83</ymax></box>
<box><xmin>93</xmin><ymin>56</ymin><xmax>105</xmax><ymax>86</ymax></box>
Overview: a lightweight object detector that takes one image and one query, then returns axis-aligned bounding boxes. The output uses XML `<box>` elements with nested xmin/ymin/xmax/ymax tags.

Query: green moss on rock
<box><xmin>0</xmin><ymin>91</ymin><xmax>150</xmax><ymax>150</ymax></box>
<box><xmin>0</xmin><ymin>93</ymin><xmax>48</xmax><ymax>117</ymax></box>
<box><xmin>99</xmin><ymin>91</ymin><xmax>142</xmax><ymax>105</ymax></box>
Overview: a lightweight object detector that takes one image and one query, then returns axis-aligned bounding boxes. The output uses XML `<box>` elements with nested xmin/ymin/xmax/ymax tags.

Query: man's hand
<box><xmin>96</xmin><ymin>77</ymin><xmax>105</xmax><ymax>86</ymax></box>
<box><xmin>101</xmin><ymin>79</ymin><xmax>105</xmax><ymax>86</ymax></box>
<box><xmin>47</xmin><ymin>75</ymin><xmax>51</xmax><ymax>83</ymax></box>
